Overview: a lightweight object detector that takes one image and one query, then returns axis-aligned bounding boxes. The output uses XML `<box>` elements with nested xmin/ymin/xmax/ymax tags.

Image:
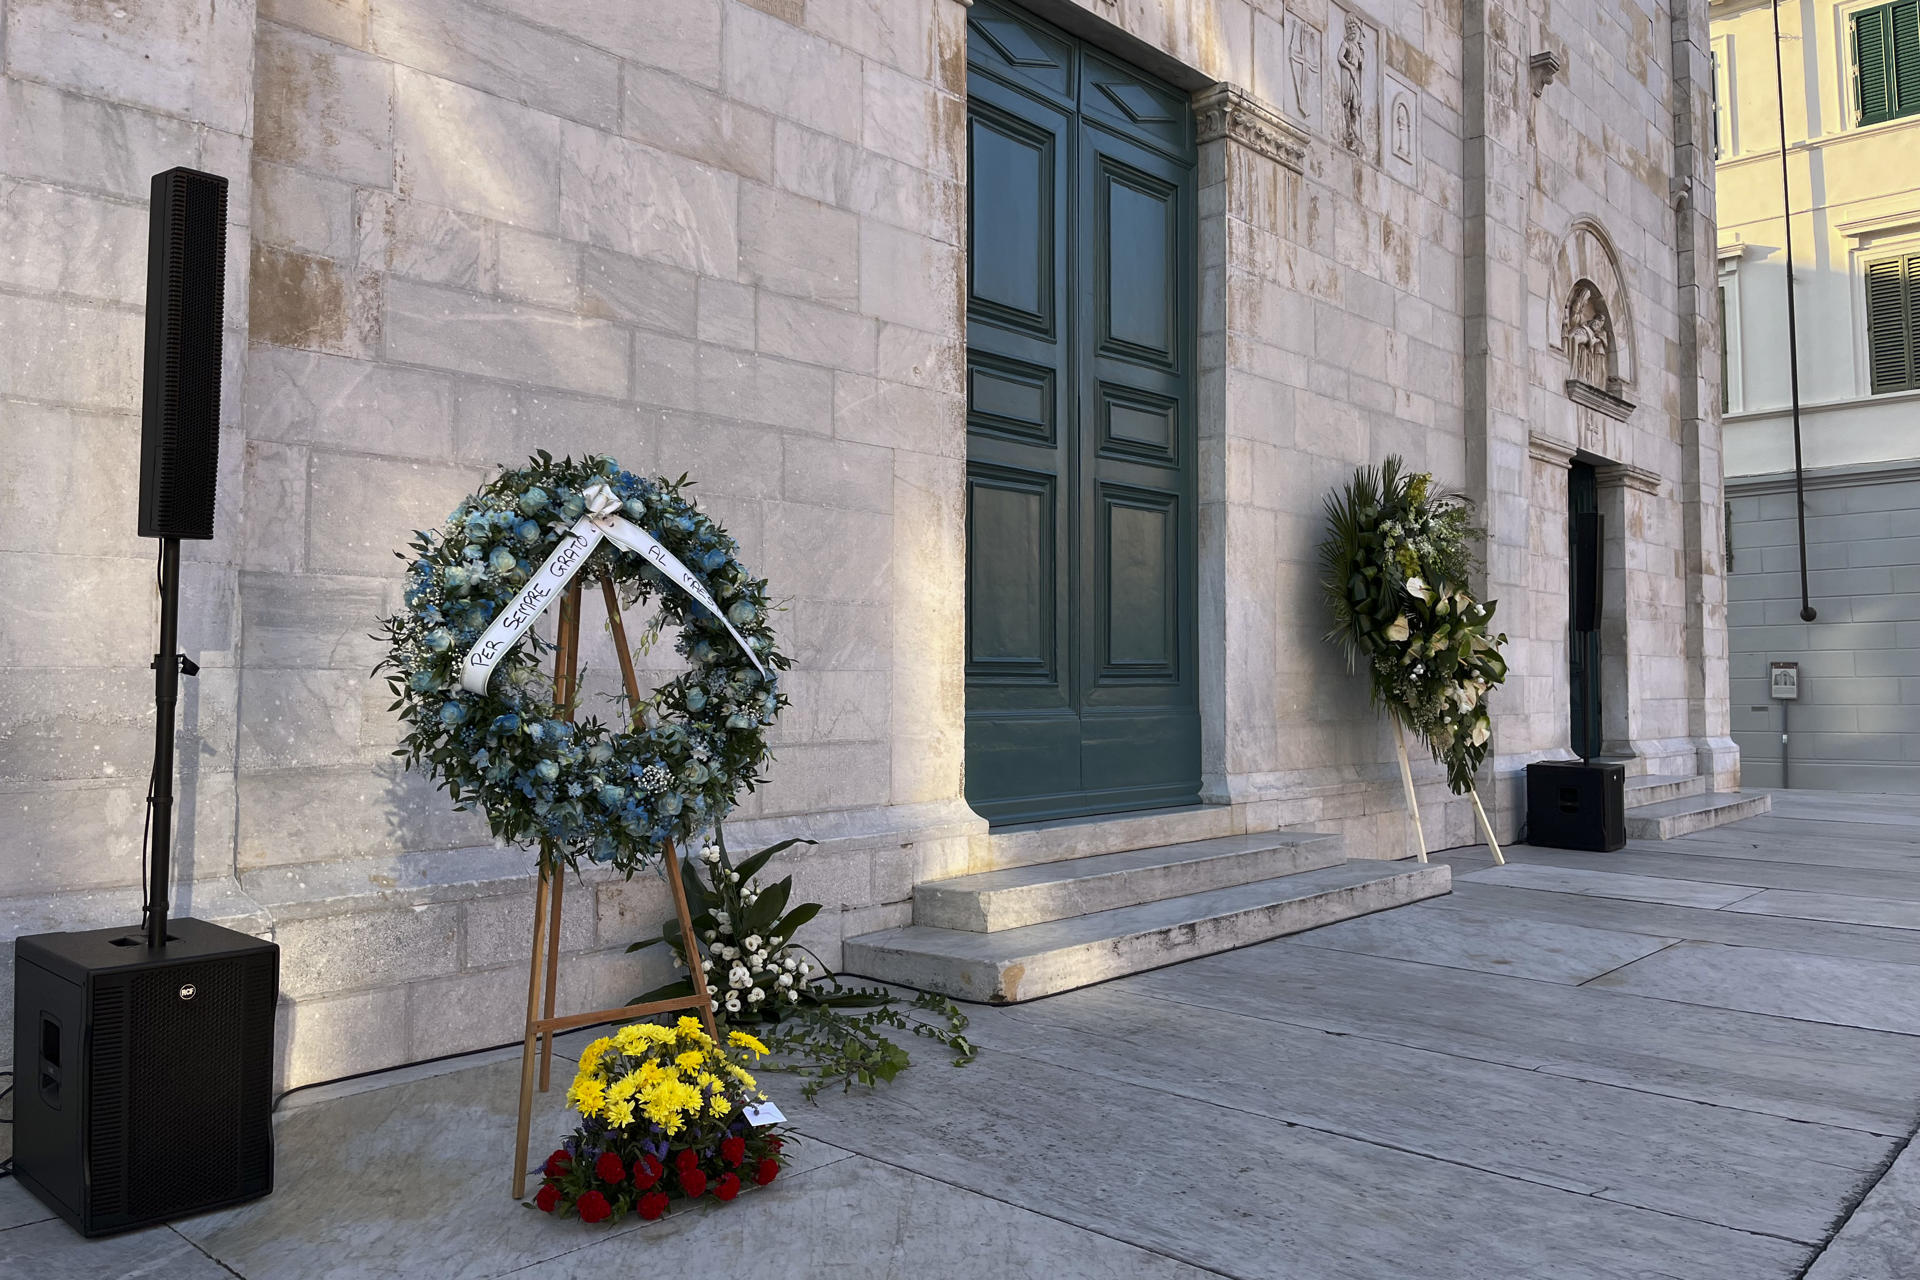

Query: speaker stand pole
<box><xmin>146</xmin><ymin>536</ymin><xmax>182</xmax><ymax>949</ymax></box>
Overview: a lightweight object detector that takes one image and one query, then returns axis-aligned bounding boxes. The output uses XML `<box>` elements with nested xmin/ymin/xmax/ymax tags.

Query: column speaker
<box><xmin>137</xmin><ymin>167</ymin><xmax>228</xmax><ymax>541</ymax></box>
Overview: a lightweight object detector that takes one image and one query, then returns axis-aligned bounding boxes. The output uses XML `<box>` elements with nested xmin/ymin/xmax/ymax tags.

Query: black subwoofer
<box><xmin>1525</xmin><ymin>759</ymin><xmax>1626</xmax><ymax>852</ymax></box>
<box><xmin>12</xmin><ymin>918</ymin><xmax>277</xmax><ymax>1236</ymax></box>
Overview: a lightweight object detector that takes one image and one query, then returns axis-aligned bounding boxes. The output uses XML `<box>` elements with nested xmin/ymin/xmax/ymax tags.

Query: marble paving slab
<box><xmin>1803</xmin><ymin>1135</ymin><xmax>1920</xmax><ymax>1279</ymax></box>
<box><xmin>0</xmin><ymin>1179</ymin><xmax>55</xmax><ymax>1232</ymax></box>
<box><xmin>1629</xmin><ymin>830</ymin><xmax>1920</xmax><ymax>871</ymax></box>
<box><xmin>1281</xmin><ymin>902</ymin><xmax>1680</xmax><ymax>983</ymax></box>
<box><xmin>788</xmin><ymin>1036</ymin><xmax>1810</xmax><ymax>1280</ymax></box>
<box><xmin>173</xmin><ymin>1054</ymin><xmax>853</xmax><ymax>1280</ymax></box>
<box><xmin>0</xmin><ymin>1218</ymin><xmax>233</xmax><ymax>1279</ymax></box>
<box><xmin>1126</xmin><ymin>942</ymin><xmax>1920</xmax><ymax>1135</ymax></box>
<box><xmin>1432</xmin><ymin>882</ymin><xmax>1920</xmax><ymax>968</ymax></box>
<box><xmin>951</xmin><ymin>983</ymin><xmax>1887</xmax><ymax>1241</ymax></box>
<box><xmin>502</xmin><ymin>1155</ymin><xmax>1224</xmax><ymax>1279</ymax></box>
<box><xmin>1585</xmin><ymin>940</ymin><xmax>1920</xmax><ymax>1036</ymax></box>
<box><xmin>1461</xmin><ymin>862</ymin><xmax>1764</xmax><ymax>909</ymax></box>
<box><xmin>1723</xmin><ymin>889</ymin><xmax>1920</xmax><ymax>931</ymax></box>
<box><xmin>1515</xmin><ymin>849</ymin><xmax>1920</xmax><ymax>904</ymax></box>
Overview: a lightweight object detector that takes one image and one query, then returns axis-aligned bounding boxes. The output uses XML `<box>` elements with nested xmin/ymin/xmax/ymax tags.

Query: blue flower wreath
<box><xmin>375</xmin><ymin>453</ymin><xmax>788</xmax><ymax>875</ymax></box>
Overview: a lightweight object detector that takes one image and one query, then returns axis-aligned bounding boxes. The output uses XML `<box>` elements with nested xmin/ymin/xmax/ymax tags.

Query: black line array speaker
<box><xmin>1571</xmin><ymin>510</ymin><xmax>1603</xmax><ymax>632</ymax></box>
<box><xmin>137</xmin><ymin>167</ymin><xmax>228</xmax><ymax>540</ymax></box>
<box><xmin>1525</xmin><ymin>759</ymin><xmax>1626</xmax><ymax>852</ymax></box>
<box><xmin>12</xmin><ymin>919</ymin><xmax>278</xmax><ymax>1236</ymax></box>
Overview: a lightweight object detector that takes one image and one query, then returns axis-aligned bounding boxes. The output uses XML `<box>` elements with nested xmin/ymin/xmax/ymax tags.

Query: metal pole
<box><xmin>1781</xmin><ymin>698</ymin><xmax>1791</xmax><ymax>789</ymax></box>
<box><xmin>146</xmin><ymin>536</ymin><xmax>181</xmax><ymax>948</ymax></box>
<box><xmin>1772</xmin><ymin>0</ymin><xmax>1817</xmax><ymax>622</ymax></box>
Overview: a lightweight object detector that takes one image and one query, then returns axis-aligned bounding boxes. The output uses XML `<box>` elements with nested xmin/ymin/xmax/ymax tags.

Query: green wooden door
<box><xmin>964</xmin><ymin>1</ymin><xmax>1200</xmax><ymax>824</ymax></box>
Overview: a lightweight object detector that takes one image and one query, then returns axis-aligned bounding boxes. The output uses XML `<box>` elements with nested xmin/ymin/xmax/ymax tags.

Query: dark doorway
<box><xmin>962</xmin><ymin>0</ymin><xmax>1201</xmax><ymax>824</ymax></box>
<box><xmin>1568</xmin><ymin>461</ymin><xmax>1603</xmax><ymax>759</ymax></box>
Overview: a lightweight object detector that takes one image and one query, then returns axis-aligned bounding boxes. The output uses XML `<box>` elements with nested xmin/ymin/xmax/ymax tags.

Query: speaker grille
<box><xmin>124</xmin><ymin>960</ymin><xmax>259</xmax><ymax>1219</ymax></box>
<box><xmin>86</xmin><ymin>980</ymin><xmax>130</xmax><ymax>1219</ymax></box>
<box><xmin>138</xmin><ymin>168</ymin><xmax>227</xmax><ymax>540</ymax></box>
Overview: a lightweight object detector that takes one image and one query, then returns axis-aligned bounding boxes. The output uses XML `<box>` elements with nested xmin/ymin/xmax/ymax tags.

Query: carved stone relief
<box><xmin>1327</xmin><ymin>8</ymin><xmax>1379</xmax><ymax>160</ymax></box>
<box><xmin>1281</xmin><ymin>12</ymin><xmax>1321</xmax><ymax>129</ymax></box>
<box><xmin>1383</xmin><ymin>68</ymin><xmax>1417</xmax><ymax>183</ymax></box>
<box><xmin>1562</xmin><ymin>280</ymin><xmax>1614</xmax><ymax>390</ymax></box>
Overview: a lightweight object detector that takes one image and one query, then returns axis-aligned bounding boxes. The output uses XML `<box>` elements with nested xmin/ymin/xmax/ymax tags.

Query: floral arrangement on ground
<box><xmin>374</xmin><ymin>453</ymin><xmax>789</xmax><ymax>876</ymax></box>
<box><xmin>1319</xmin><ymin>455</ymin><xmax>1509</xmax><ymax>793</ymax></box>
<box><xmin>531</xmin><ymin>1018</ymin><xmax>788</xmax><ymax>1223</ymax></box>
<box><xmin>631</xmin><ymin>829</ymin><xmax>978</xmax><ymax>1098</ymax></box>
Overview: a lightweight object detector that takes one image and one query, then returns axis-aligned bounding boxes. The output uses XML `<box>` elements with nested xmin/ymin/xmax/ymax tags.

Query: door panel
<box><xmin>965</xmin><ymin>0</ymin><xmax>1199</xmax><ymax>824</ymax></box>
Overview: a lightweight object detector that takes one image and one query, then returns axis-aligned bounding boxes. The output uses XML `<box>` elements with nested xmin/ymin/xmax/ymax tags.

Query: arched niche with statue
<box><xmin>1551</xmin><ymin>219</ymin><xmax>1636</xmax><ymax>420</ymax></box>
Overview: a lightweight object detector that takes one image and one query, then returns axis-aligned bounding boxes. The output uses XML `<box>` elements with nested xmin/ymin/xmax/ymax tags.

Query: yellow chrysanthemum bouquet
<box><xmin>530</xmin><ymin>1018</ymin><xmax>790</xmax><ymax>1224</ymax></box>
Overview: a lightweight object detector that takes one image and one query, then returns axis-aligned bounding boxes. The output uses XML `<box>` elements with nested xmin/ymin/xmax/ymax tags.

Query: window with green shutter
<box><xmin>1854</xmin><ymin>0</ymin><xmax>1920</xmax><ymax>126</ymax></box>
<box><xmin>1864</xmin><ymin>252</ymin><xmax>1920</xmax><ymax>393</ymax></box>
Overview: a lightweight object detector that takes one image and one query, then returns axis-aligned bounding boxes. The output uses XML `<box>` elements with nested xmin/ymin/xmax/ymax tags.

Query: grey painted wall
<box><xmin>1727</xmin><ymin>463</ymin><xmax>1920</xmax><ymax>792</ymax></box>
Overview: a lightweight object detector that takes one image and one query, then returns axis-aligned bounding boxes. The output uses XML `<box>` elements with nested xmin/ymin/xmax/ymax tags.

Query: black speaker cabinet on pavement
<box><xmin>137</xmin><ymin>166</ymin><xmax>227</xmax><ymax>541</ymax></box>
<box><xmin>1526</xmin><ymin>759</ymin><xmax>1627</xmax><ymax>852</ymax></box>
<box><xmin>12</xmin><ymin>918</ymin><xmax>277</xmax><ymax>1236</ymax></box>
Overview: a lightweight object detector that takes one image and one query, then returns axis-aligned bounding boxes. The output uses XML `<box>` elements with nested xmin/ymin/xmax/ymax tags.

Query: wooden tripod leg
<box><xmin>539</xmin><ymin>873</ymin><xmax>564</xmax><ymax>1091</ymax></box>
<box><xmin>1469</xmin><ymin>786</ymin><xmax>1506</xmax><ymax>865</ymax></box>
<box><xmin>664</xmin><ymin>838</ymin><xmax>722</xmax><ymax>1040</ymax></box>
<box><xmin>596</xmin><ymin>579</ymin><xmax>722</xmax><ymax>1040</ymax></box>
<box><xmin>512</xmin><ymin>859</ymin><xmax>554</xmax><ymax>1200</ymax></box>
<box><xmin>536</xmin><ymin>584</ymin><xmax>582</xmax><ymax>1093</ymax></box>
<box><xmin>1391</xmin><ymin>715</ymin><xmax>1429</xmax><ymax>863</ymax></box>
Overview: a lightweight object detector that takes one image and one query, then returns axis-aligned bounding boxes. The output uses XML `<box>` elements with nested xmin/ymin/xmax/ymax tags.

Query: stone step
<box><xmin>1624</xmin><ymin>773</ymin><xmax>1707</xmax><ymax>809</ymax></box>
<box><xmin>1626</xmin><ymin>790</ymin><xmax>1773</xmax><ymax>840</ymax></box>
<box><xmin>843</xmin><ymin>858</ymin><xmax>1452</xmax><ymax>1004</ymax></box>
<box><xmin>983</xmin><ymin>804</ymin><xmax>1238</xmax><ymax>872</ymax></box>
<box><xmin>914</xmin><ymin>830</ymin><xmax>1346</xmax><ymax>933</ymax></box>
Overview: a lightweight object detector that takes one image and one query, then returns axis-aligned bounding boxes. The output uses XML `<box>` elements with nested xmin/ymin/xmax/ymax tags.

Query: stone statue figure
<box><xmin>1562</xmin><ymin>281</ymin><xmax>1614</xmax><ymax>389</ymax></box>
<box><xmin>1337</xmin><ymin>16</ymin><xmax>1365</xmax><ymax>152</ymax></box>
<box><xmin>1392</xmin><ymin>96</ymin><xmax>1414</xmax><ymax>161</ymax></box>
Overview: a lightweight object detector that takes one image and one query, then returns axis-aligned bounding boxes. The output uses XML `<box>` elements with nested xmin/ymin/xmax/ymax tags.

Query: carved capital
<box><xmin>1527</xmin><ymin>433</ymin><xmax>1578</xmax><ymax>467</ymax></box>
<box><xmin>1194</xmin><ymin>83</ymin><xmax>1309</xmax><ymax>174</ymax></box>
<box><xmin>1594</xmin><ymin>459</ymin><xmax>1662</xmax><ymax>495</ymax></box>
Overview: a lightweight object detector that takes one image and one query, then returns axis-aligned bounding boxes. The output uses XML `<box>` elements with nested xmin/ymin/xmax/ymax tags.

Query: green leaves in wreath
<box><xmin>1319</xmin><ymin>456</ymin><xmax>1508</xmax><ymax>794</ymax></box>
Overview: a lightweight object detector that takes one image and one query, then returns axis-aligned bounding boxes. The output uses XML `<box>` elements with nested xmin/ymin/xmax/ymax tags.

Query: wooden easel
<box><xmin>1390</xmin><ymin>714</ymin><xmax>1504</xmax><ymax>866</ymax></box>
<box><xmin>510</xmin><ymin>573</ymin><xmax>721</xmax><ymax>1199</ymax></box>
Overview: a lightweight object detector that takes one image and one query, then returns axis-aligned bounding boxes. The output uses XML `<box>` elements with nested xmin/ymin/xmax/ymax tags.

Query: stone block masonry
<box><xmin>0</xmin><ymin>0</ymin><xmax>1736</xmax><ymax>1086</ymax></box>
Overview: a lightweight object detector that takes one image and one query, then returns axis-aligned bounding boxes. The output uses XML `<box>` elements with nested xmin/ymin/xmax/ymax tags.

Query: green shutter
<box><xmin>1865</xmin><ymin>255</ymin><xmax>1914</xmax><ymax>393</ymax></box>
<box><xmin>1894</xmin><ymin>0</ymin><xmax>1920</xmax><ymax>116</ymax></box>
<box><xmin>1859</xmin><ymin>6</ymin><xmax>1893</xmax><ymax>125</ymax></box>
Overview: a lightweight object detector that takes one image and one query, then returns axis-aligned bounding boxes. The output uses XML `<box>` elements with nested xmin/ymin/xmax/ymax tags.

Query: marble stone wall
<box><xmin>0</xmin><ymin>0</ymin><xmax>1734</xmax><ymax>1086</ymax></box>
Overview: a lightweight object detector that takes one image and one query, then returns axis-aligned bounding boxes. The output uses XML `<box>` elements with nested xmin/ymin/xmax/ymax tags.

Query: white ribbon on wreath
<box><xmin>459</xmin><ymin>483</ymin><xmax>767</xmax><ymax>695</ymax></box>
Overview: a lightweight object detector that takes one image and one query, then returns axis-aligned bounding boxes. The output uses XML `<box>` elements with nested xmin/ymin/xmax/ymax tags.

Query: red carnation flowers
<box><xmin>754</xmin><ymin>1158</ymin><xmax>779</xmax><ymax>1186</ymax></box>
<box><xmin>680</xmin><ymin>1167</ymin><xmax>708</xmax><ymax>1198</ymax></box>
<box><xmin>637</xmin><ymin>1190</ymin><xmax>670</xmax><ymax>1221</ymax></box>
<box><xmin>714</xmin><ymin>1172</ymin><xmax>742</xmax><ymax>1202</ymax></box>
<box><xmin>534</xmin><ymin>1184</ymin><xmax>560</xmax><ymax>1214</ymax></box>
<box><xmin>720</xmin><ymin>1135</ymin><xmax>746</xmax><ymax>1167</ymax></box>
<box><xmin>543</xmin><ymin>1150</ymin><xmax>572</xmax><ymax>1178</ymax></box>
<box><xmin>594</xmin><ymin>1151</ymin><xmax>625</xmax><ymax>1185</ymax></box>
<box><xmin>633</xmin><ymin>1153</ymin><xmax>663</xmax><ymax>1189</ymax></box>
<box><xmin>575</xmin><ymin>1190</ymin><xmax>612</xmax><ymax>1224</ymax></box>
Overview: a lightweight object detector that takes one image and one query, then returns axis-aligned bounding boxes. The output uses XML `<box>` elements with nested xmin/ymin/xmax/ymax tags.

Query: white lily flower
<box><xmin>1405</xmin><ymin>576</ymin><xmax>1433</xmax><ymax>603</ymax></box>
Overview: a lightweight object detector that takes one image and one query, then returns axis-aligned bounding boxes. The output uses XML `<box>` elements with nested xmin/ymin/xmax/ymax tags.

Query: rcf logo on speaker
<box><xmin>178</xmin><ymin>983</ymin><xmax>197</xmax><ymax>1001</ymax></box>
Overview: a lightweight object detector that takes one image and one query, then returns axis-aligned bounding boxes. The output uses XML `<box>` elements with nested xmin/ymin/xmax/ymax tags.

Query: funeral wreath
<box><xmin>375</xmin><ymin>454</ymin><xmax>790</xmax><ymax>875</ymax></box>
<box><xmin>1319</xmin><ymin>456</ymin><xmax>1509</xmax><ymax>793</ymax></box>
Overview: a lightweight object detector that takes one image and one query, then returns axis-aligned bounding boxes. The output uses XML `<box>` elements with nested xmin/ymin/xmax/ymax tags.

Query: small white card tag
<box><xmin>742</xmin><ymin>1100</ymin><xmax>785</xmax><ymax>1126</ymax></box>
